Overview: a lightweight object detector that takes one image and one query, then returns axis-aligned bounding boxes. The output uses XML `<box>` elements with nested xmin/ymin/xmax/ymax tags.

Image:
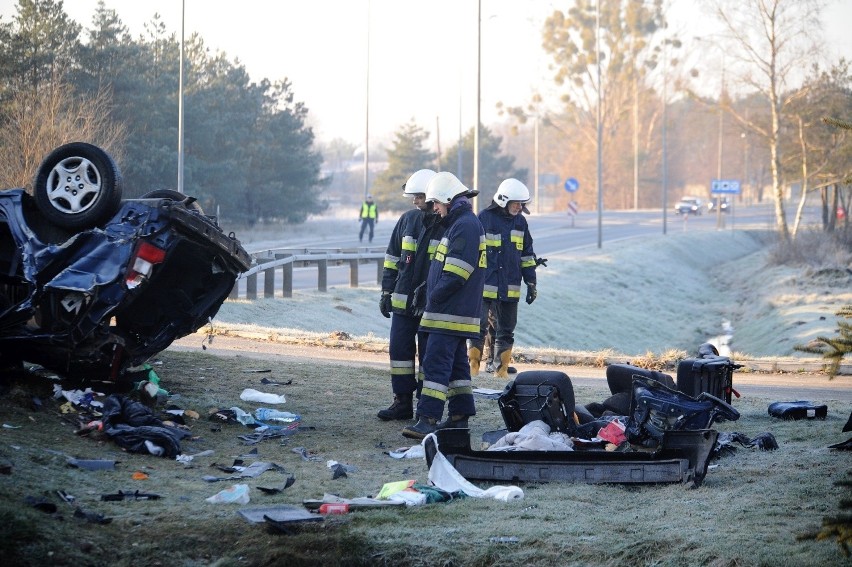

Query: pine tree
<box><xmin>795</xmin><ymin>305</ymin><xmax>852</xmax><ymax>379</ymax></box>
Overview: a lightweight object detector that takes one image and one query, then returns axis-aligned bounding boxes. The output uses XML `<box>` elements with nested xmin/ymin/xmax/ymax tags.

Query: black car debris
<box><xmin>0</xmin><ymin>142</ymin><xmax>251</xmax><ymax>381</ymax></box>
<box><xmin>426</xmin><ymin>346</ymin><xmax>745</xmax><ymax>487</ymax></box>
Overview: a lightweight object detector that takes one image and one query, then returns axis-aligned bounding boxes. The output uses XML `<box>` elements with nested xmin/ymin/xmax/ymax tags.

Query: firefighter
<box><xmin>376</xmin><ymin>169</ymin><xmax>443</xmax><ymax>421</ymax></box>
<box><xmin>358</xmin><ymin>194</ymin><xmax>378</xmax><ymax>243</ymax></box>
<box><xmin>468</xmin><ymin>178</ymin><xmax>540</xmax><ymax>379</ymax></box>
<box><xmin>402</xmin><ymin>172</ymin><xmax>486</xmax><ymax>440</ymax></box>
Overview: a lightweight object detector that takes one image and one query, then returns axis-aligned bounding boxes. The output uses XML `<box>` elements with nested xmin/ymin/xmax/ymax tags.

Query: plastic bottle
<box><xmin>254</xmin><ymin>408</ymin><xmax>300</xmax><ymax>423</ymax></box>
<box><xmin>319</xmin><ymin>503</ymin><xmax>349</xmax><ymax>514</ymax></box>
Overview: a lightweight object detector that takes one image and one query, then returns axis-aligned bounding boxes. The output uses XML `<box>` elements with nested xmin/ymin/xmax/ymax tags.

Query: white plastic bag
<box><xmin>424</xmin><ymin>434</ymin><xmax>523</xmax><ymax>502</ymax></box>
<box><xmin>239</xmin><ymin>389</ymin><xmax>286</xmax><ymax>404</ymax></box>
<box><xmin>205</xmin><ymin>484</ymin><xmax>250</xmax><ymax>504</ymax></box>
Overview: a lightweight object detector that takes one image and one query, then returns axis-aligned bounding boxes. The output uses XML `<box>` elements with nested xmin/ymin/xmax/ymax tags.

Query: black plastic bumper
<box><xmin>424</xmin><ymin>428</ymin><xmax>718</xmax><ymax>487</ymax></box>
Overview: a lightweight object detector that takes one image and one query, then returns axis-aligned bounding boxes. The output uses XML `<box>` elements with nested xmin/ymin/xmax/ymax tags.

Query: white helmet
<box><xmin>493</xmin><ymin>178</ymin><xmax>531</xmax><ymax>207</ymax></box>
<box><xmin>425</xmin><ymin>172</ymin><xmax>469</xmax><ymax>204</ymax></box>
<box><xmin>403</xmin><ymin>169</ymin><xmax>437</xmax><ymax>196</ymax></box>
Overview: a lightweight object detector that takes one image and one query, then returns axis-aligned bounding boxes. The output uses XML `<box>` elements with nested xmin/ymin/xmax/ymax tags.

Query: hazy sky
<box><xmin>3</xmin><ymin>0</ymin><xmax>851</xmax><ymax>148</ymax></box>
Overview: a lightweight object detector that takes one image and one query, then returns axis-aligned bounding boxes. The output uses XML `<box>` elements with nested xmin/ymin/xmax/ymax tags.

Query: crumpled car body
<box><xmin>0</xmin><ymin>187</ymin><xmax>250</xmax><ymax>380</ymax></box>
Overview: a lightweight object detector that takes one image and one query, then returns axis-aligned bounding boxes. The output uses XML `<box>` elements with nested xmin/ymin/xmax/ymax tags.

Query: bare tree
<box><xmin>536</xmin><ymin>0</ymin><xmax>670</xmax><ymax>210</ymax></box>
<box><xmin>0</xmin><ymin>76</ymin><xmax>125</xmax><ymax>190</ymax></box>
<box><xmin>709</xmin><ymin>0</ymin><xmax>826</xmax><ymax>241</ymax></box>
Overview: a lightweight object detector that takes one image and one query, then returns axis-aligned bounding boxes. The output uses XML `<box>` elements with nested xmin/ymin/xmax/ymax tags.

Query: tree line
<box><xmin>370</xmin><ymin>0</ymin><xmax>850</xmax><ymax>241</ymax></box>
<box><xmin>0</xmin><ymin>0</ymin><xmax>849</xmax><ymax>237</ymax></box>
<box><xmin>0</xmin><ymin>0</ymin><xmax>327</xmax><ymax>225</ymax></box>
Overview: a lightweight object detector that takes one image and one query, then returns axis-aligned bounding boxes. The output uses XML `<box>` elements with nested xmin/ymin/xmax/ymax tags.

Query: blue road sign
<box><xmin>564</xmin><ymin>177</ymin><xmax>579</xmax><ymax>193</ymax></box>
<box><xmin>711</xmin><ymin>179</ymin><xmax>741</xmax><ymax>194</ymax></box>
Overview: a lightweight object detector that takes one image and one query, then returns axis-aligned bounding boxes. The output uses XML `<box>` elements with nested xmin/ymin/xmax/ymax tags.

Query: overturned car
<box><xmin>0</xmin><ymin>142</ymin><xmax>251</xmax><ymax>381</ymax></box>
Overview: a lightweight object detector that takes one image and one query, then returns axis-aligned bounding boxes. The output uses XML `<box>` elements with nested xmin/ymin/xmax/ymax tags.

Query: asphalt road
<box><xmin>234</xmin><ymin>202</ymin><xmax>811</xmax><ymax>296</ymax></box>
<box><xmin>169</xmin><ymin>333</ymin><xmax>852</xmax><ymax>404</ymax></box>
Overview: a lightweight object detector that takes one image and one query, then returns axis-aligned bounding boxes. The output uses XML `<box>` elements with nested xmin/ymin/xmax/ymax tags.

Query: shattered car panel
<box><xmin>0</xmin><ymin>184</ymin><xmax>250</xmax><ymax>380</ymax></box>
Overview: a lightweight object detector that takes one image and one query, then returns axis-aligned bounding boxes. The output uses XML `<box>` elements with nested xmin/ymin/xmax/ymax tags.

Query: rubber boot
<box><xmin>377</xmin><ymin>393</ymin><xmax>413</xmax><ymax>421</ymax></box>
<box><xmin>468</xmin><ymin>346</ymin><xmax>482</xmax><ymax>377</ymax></box>
<box><xmin>483</xmin><ymin>337</ymin><xmax>494</xmax><ymax>373</ymax></box>
<box><xmin>494</xmin><ymin>347</ymin><xmax>513</xmax><ymax>379</ymax></box>
<box><xmin>402</xmin><ymin>416</ymin><xmax>438</xmax><ymax>440</ymax></box>
<box><xmin>436</xmin><ymin>414</ymin><xmax>469</xmax><ymax>430</ymax></box>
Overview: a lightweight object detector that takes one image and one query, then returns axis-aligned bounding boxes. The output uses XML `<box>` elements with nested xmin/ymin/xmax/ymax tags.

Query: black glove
<box><xmin>535</xmin><ymin>257</ymin><xmax>548</xmax><ymax>267</ymax></box>
<box><xmin>379</xmin><ymin>291</ymin><xmax>392</xmax><ymax>318</ymax></box>
<box><xmin>525</xmin><ymin>283</ymin><xmax>537</xmax><ymax>305</ymax></box>
<box><xmin>411</xmin><ymin>282</ymin><xmax>426</xmax><ymax>317</ymax></box>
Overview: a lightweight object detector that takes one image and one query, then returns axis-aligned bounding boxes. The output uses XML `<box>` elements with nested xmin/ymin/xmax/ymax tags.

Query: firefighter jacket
<box><xmin>479</xmin><ymin>203</ymin><xmax>537</xmax><ymax>302</ymax></box>
<box><xmin>359</xmin><ymin>201</ymin><xmax>378</xmax><ymax>220</ymax></box>
<box><xmin>419</xmin><ymin>197</ymin><xmax>486</xmax><ymax>339</ymax></box>
<box><xmin>381</xmin><ymin>208</ymin><xmax>444</xmax><ymax>316</ymax></box>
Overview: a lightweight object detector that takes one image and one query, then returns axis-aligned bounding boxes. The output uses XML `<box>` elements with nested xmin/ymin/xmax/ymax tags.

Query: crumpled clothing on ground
<box><xmin>100</xmin><ymin>394</ymin><xmax>189</xmax><ymax>458</ymax></box>
<box><xmin>488</xmin><ymin>420</ymin><xmax>574</xmax><ymax>452</ymax></box>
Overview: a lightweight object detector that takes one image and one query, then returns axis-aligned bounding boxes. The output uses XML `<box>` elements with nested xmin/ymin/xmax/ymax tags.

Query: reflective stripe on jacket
<box><xmin>419</xmin><ymin>197</ymin><xmax>485</xmax><ymax>338</ymax></box>
<box><xmin>381</xmin><ymin>208</ymin><xmax>444</xmax><ymax>315</ymax></box>
<box><xmin>479</xmin><ymin>203</ymin><xmax>536</xmax><ymax>302</ymax></box>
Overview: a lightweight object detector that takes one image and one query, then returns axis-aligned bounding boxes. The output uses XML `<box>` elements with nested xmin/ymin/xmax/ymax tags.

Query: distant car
<box><xmin>707</xmin><ymin>197</ymin><xmax>730</xmax><ymax>213</ymax></box>
<box><xmin>0</xmin><ymin>142</ymin><xmax>251</xmax><ymax>381</ymax></box>
<box><xmin>674</xmin><ymin>197</ymin><xmax>703</xmax><ymax>215</ymax></box>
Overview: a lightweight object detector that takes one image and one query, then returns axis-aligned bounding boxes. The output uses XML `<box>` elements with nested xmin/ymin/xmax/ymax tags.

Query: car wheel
<box><xmin>33</xmin><ymin>142</ymin><xmax>123</xmax><ymax>230</ymax></box>
<box><xmin>141</xmin><ymin>189</ymin><xmax>205</xmax><ymax>214</ymax></box>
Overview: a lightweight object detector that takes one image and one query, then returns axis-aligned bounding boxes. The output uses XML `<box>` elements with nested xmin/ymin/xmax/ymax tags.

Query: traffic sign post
<box><xmin>710</xmin><ymin>179</ymin><xmax>741</xmax><ymax>194</ymax></box>
<box><xmin>567</xmin><ymin>200</ymin><xmax>579</xmax><ymax>227</ymax></box>
<box><xmin>710</xmin><ymin>179</ymin><xmax>740</xmax><ymax>230</ymax></box>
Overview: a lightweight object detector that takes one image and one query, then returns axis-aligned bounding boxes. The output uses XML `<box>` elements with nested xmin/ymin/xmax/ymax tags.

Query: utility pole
<box><xmin>596</xmin><ymin>0</ymin><xmax>603</xmax><ymax>249</ymax></box>
<box><xmin>716</xmin><ymin>59</ymin><xmax>725</xmax><ymax>229</ymax></box>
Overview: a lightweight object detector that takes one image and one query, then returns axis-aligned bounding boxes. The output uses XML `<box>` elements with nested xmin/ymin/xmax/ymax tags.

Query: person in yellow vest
<box><xmin>358</xmin><ymin>194</ymin><xmax>378</xmax><ymax>243</ymax></box>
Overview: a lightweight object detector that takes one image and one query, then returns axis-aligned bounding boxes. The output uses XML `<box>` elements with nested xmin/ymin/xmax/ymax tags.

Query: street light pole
<box><xmin>177</xmin><ymin>0</ymin><xmax>185</xmax><ymax>193</ymax></box>
<box><xmin>364</xmin><ymin>0</ymin><xmax>371</xmax><ymax>198</ymax></box>
<box><xmin>662</xmin><ymin>34</ymin><xmax>669</xmax><ymax>235</ymax></box>
<box><xmin>473</xmin><ymin>0</ymin><xmax>481</xmax><ymax>210</ymax></box>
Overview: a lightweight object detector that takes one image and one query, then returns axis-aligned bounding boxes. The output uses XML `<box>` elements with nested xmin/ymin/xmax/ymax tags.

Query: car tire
<box><xmin>141</xmin><ymin>189</ymin><xmax>205</xmax><ymax>214</ymax></box>
<box><xmin>33</xmin><ymin>142</ymin><xmax>123</xmax><ymax>230</ymax></box>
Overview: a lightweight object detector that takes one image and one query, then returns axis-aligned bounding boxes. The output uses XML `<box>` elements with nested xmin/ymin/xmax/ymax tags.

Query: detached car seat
<box><xmin>498</xmin><ymin>370</ymin><xmax>576</xmax><ymax>434</ymax></box>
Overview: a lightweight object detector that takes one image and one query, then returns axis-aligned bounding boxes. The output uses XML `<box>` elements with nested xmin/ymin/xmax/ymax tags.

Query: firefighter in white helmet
<box><xmin>376</xmin><ymin>169</ymin><xmax>444</xmax><ymax>421</ymax></box>
<box><xmin>468</xmin><ymin>178</ymin><xmax>544</xmax><ymax>379</ymax></box>
<box><xmin>402</xmin><ymin>172</ymin><xmax>485</xmax><ymax>439</ymax></box>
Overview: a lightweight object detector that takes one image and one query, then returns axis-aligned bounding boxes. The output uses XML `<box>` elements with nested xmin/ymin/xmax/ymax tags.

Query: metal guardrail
<box><xmin>229</xmin><ymin>248</ymin><xmax>385</xmax><ymax>300</ymax></box>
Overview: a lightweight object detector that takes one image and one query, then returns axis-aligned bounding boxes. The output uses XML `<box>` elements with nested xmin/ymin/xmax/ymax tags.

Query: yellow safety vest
<box><xmin>360</xmin><ymin>202</ymin><xmax>377</xmax><ymax>219</ymax></box>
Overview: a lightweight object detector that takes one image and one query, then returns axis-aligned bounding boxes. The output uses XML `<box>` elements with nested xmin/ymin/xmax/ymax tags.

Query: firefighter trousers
<box><xmin>389</xmin><ymin>313</ymin><xmax>427</xmax><ymax>397</ymax></box>
<box><xmin>416</xmin><ymin>332</ymin><xmax>476</xmax><ymax>420</ymax></box>
<box><xmin>468</xmin><ymin>299</ymin><xmax>518</xmax><ymax>363</ymax></box>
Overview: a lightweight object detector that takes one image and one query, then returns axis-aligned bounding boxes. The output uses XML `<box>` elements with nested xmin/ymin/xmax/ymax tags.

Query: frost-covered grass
<box><xmin>214</xmin><ymin>229</ymin><xmax>851</xmax><ymax>359</ymax></box>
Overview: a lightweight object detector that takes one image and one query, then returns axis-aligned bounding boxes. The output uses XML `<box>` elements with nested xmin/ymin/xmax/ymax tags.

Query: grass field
<box><xmin>0</xmin><ymin>348</ymin><xmax>849</xmax><ymax>566</ymax></box>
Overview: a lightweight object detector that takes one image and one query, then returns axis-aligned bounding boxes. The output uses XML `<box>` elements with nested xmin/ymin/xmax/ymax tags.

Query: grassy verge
<box><xmin>0</xmin><ymin>349</ymin><xmax>849</xmax><ymax>566</ymax></box>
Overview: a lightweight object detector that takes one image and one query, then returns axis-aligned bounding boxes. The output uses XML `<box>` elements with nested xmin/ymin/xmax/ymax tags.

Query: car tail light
<box><xmin>126</xmin><ymin>242</ymin><xmax>166</xmax><ymax>289</ymax></box>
